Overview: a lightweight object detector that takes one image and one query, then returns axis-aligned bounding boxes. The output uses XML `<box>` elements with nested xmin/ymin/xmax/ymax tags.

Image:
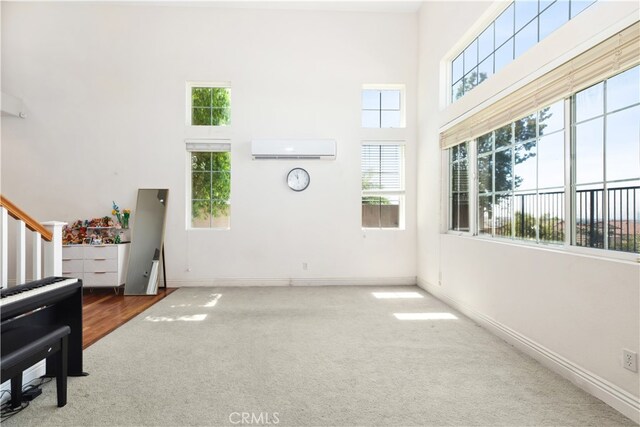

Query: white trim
<box><xmin>33</xmin><ymin>231</ymin><xmax>42</xmax><ymax>280</ymax></box>
<box><xmin>168</xmin><ymin>276</ymin><xmax>417</xmax><ymax>287</ymax></box>
<box><xmin>417</xmin><ymin>277</ymin><xmax>640</xmax><ymax>424</ymax></box>
<box><xmin>16</xmin><ymin>220</ymin><xmax>26</xmax><ymax>285</ymax></box>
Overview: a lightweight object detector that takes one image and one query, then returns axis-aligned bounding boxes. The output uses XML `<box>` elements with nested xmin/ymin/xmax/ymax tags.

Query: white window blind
<box><xmin>361</xmin><ymin>145</ymin><xmax>403</xmax><ymax>193</ymax></box>
<box><xmin>441</xmin><ymin>21</ymin><xmax>640</xmax><ymax>150</ymax></box>
<box><xmin>185</xmin><ymin>139</ymin><xmax>231</xmax><ymax>152</ymax></box>
<box><xmin>361</xmin><ymin>143</ymin><xmax>405</xmax><ymax>229</ymax></box>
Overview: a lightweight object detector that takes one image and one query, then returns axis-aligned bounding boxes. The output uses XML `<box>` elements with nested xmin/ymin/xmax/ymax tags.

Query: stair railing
<box><xmin>0</xmin><ymin>195</ymin><xmax>66</xmax><ymax>288</ymax></box>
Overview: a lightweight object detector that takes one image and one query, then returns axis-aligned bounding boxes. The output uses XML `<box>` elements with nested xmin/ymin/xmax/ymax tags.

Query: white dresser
<box><xmin>62</xmin><ymin>243</ymin><xmax>130</xmax><ymax>288</ymax></box>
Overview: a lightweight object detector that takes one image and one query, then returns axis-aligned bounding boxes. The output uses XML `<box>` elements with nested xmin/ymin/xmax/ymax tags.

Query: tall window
<box><xmin>477</xmin><ymin>101</ymin><xmax>565</xmax><ymax>243</ymax></box>
<box><xmin>572</xmin><ymin>66</ymin><xmax>640</xmax><ymax>252</ymax></box>
<box><xmin>451</xmin><ymin>0</ymin><xmax>596</xmax><ymax>102</ymax></box>
<box><xmin>447</xmin><ymin>66</ymin><xmax>639</xmax><ymax>255</ymax></box>
<box><xmin>188</xmin><ymin>83</ymin><xmax>231</xmax><ymax>126</ymax></box>
<box><xmin>188</xmin><ymin>142</ymin><xmax>231</xmax><ymax>229</ymax></box>
<box><xmin>361</xmin><ymin>144</ymin><xmax>405</xmax><ymax>228</ymax></box>
<box><xmin>449</xmin><ymin>142</ymin><xmax>470</xmax><ymax>231</ymax></box>
<box><xmin>362</xmin><ymin>86</ymin><xmax>404</xmax><ymax>128</ymax></box>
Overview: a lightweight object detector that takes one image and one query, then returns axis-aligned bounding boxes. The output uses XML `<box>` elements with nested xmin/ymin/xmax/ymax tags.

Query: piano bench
<box><xmin>1</xmin><ymin>325</ymin><xmax>71</xmax><ymax>409</ymax></box>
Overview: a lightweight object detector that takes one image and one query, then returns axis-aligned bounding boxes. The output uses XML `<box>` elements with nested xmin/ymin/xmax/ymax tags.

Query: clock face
<box><xmin>287</xmin><ymin>168</ymin><xmax>310</xmax><ymax>191</ymax></box>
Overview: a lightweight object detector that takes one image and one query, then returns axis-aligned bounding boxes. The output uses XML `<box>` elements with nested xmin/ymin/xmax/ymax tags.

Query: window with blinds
<box><xmin>444</xmin><ymin>65</ymin><xmax>639</xmax><ymax>256</ymax></box>
<box><xmin>449</xmin><ymin>142</ymin><xmax>470</xmax><ymax>231</ymax></box>
<box><xmin>361</xmin><ymin>144</ymin><xmax>405</xmax><ymax>228</ymax></box>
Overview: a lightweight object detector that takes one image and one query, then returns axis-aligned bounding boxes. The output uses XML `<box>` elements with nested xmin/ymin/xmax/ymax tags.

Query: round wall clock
<box><xmin>287</xmin><ymin>168</ymin><xmax>310</xmax><ymax>191</ymax></box>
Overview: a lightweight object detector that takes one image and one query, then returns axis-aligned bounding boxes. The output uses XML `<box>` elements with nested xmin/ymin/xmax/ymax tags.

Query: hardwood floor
<box><xmin>82</xmin><ymin>287</ymin><xmax>177</xmax><ymax>349</ymax></box>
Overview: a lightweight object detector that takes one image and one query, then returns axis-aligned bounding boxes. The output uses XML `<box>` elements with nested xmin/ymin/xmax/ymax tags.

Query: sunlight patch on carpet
<box><xmin>393</xmin><ymin>312</ymin><xmax>458</xmax><ymax>320</ymax></box>
<box><xmin>144</xmin><ymin>314</ymin><xmax>208</xmax><ymax>322</ymax></box>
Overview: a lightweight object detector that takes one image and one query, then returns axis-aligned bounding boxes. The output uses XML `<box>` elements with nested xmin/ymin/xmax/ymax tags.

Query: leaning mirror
<box><xmin>125</xmin><ymin>189</ymin><xmax>168</xmax><ymax>295</ymax></box>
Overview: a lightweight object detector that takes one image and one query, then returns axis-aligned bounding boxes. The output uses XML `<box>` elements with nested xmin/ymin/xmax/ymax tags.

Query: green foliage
<box><xmin>514</xmin><ymin>212</ymin><xmax>565</xmax><ymax>242</ymax></box>
<box><xmin>454</xmin><ymin>71</ymin><xmax>492</xmax><ymax>100</ymax></box>
<box><xmin>191</xmin><ymin>87</ymin><xmax>230</xmax><ymax>126</ymax></box>
<box><xmin>191</xmin><ymin>152</ymin><xmax>231</xmax><ymax>223</ymax></box>
<box><xmin>361</xmin><ymin>172</ymin><xmax>390</xmax><ymax>205</ymax></box>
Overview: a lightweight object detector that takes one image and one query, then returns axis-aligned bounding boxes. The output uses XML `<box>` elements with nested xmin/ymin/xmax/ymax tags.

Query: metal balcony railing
<box><xmin>481</xmin><ymin>186</ymin><xmax>639</xmax><ymax>253</ymax></box>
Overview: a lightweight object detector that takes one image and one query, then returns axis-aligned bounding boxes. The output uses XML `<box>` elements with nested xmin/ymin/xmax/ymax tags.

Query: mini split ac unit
<box><xmin>251</xmin><ymin>139</ymin><xmax>337</xmax><ymax>160</ymax></box>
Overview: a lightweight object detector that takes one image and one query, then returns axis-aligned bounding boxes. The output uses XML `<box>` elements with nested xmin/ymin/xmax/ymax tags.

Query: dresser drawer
<box><xmin>62</xmin><ymin>272</ymin><xmax>83</xmax><ymax>281</ymax></box>
<box><xmin>62</xmin><ymin>246</ymin><xmax>84</xmax><ymax>260</ymax></box>
<box><xmin>83</xmin><ymin>272</ymin><xmax>119</xmax><ymax>287</ymax></box>
<box><xmin>84</xmin><ymin>245</ymin><xmax>117</xmax><ymax>260</ymax></box>
<box><xmin>84</xmin><ymin>258</ymin><xmax>117</xmax><ymax>272</ymax></box>
<box><xmin>62</xmin><ymin>259</ymin><xmax>83</xmax><ymax>274</ymax></box>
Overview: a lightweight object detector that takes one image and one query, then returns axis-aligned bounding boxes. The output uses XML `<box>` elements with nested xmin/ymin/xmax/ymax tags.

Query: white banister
<box><xmin>16</xmin><ymin>220</ymin><xmax>26</xmax><ymax>285</ymax></box>
<box><xmin>43</xmin><ymin>221</ymin><xmax>66</xmax><ymax>277</ymax></box>
<box><xmin>1</xmin><ymin>207</ymin><xmax>7</xmax><ymax>288</ymax></box>
<box><xmin>33</xmin><ymin>232</ymin><xmax>42</xmax><ymax>280</ymax></box>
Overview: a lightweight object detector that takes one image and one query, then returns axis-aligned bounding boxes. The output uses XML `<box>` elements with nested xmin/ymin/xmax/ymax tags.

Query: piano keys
<box><xmin>1</xmin><ymin>277</ymin><xmax>86</xmax><ymax>376</ymax></box>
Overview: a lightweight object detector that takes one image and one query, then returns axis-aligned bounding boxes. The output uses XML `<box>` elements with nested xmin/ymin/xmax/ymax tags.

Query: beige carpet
<box><xmin>4</xmin><ymin>286</ymin><xmax>635</xmax><ymax>426</ymax></box>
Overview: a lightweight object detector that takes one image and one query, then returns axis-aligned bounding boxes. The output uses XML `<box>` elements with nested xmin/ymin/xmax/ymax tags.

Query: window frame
<box><xmin>448</xmin><ymin>141</ymin><xmax>472</xmax><ymax>233</ymax></box>
<box><xmin>361</xmin><ymin>141</ymin><xmax>406</xmax><ymax>230</ymax></box>
<box><xmin>570</xmin><ymin>70</ymin><xmax>640</xmax><ymax>254</ymax></box>
<box><xmin>448</xmin><ymin>0</ymin><xmax>597</xmax><ymax>104</ymax></box>
<box><xmin>361</xmin><ymin>84</ymin><xmax>407</xmax><ymax>129</ymax></box>
<box><xmin>186</xmin><ymin>81</ymin><xmax>231</xmax><ymax>127</ymax></box>
<box><xmin>445</xmin><ymin>67</ymin><xmax>639</xmax><ymax>262</ymax></box>
<box><xmin>185</xmin><ymin>139</ymin><xmax>232</xmax><ymax>231</ymax></box>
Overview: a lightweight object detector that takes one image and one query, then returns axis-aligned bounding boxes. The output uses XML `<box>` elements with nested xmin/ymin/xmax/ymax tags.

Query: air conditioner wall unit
<box><xmin>251</xmin><ymin>139</ymin><xmax>336</xmax><ymax>160</ymax></box>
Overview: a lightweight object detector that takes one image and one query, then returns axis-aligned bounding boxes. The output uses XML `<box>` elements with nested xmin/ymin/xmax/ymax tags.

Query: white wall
<box><xmin>1</xmin><ymin>2</ymin><xmax>417</xmax><ymax>285</ymax></box>
<box><xmin>417</xmin><ymin>1</ymin><xmax>639</xmax><ymax>421</ymax></box>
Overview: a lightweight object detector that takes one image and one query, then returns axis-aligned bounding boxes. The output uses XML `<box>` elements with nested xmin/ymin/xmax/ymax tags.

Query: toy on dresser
<box><xmin>63</xmin><ymin>217</ymin><xmax>120</xmax><ymax>245</ymax></box>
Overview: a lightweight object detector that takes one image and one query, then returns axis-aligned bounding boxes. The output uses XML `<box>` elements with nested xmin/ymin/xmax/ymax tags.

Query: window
<box><xmin>447</xmin><ymin>66</ymin><xmax>639</xmax><ymax>255</ymax></box>
<box><xmin>476</xmin><ymin>102</ymin><xmax>566</xmax><ymax>242</ymax></box>
<box><xmin>188</xmin><ymin>83</ymin><xmax>231</xmax><ymax>126</ymax></box>
<box><xmin>476</xmin><ymin>101</ymin><xmax>565</xmax><ymax>243</ymax></box>
<box><xmin>187</xmin><ymin>141</ymin><xmax>231</xmax><ymax>229</ymax></box>
<box><xmin>451</xmin><ymin>0</ymin><xmax>596</xmax><ymax>102</ymax></box>
<box><xmin>362</xmin><ymin>86</ymin><xmax>405</xmax><ymax>128</ymax></box>
<box><xmin>361</xmin><ymin>144</ymin><xmax>405</xmax><ymax>228</ymax></box>
<box><xmin>449</xmin><ymin>142</ymin><xmax>470</xmax><ymax>231</ymax></box>
<box><xmin>572</xmin><ymin>66</ymin><xmax>640</xmax><ymax>252</ymax></box>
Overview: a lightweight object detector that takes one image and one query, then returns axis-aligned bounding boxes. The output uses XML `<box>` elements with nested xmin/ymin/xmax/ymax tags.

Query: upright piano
<box><xmin>1</xmin><ymin>277</ymin><xmax>85</xmax><ymax>376</ymax></box>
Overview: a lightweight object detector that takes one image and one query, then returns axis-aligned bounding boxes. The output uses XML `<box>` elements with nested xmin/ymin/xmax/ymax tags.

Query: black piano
<box><xmin>1</xmin><ymin>277</ymin><xmax>86</xmax><ymax>377</ymax></box>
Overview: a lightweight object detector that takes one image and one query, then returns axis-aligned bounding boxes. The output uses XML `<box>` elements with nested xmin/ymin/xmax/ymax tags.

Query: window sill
<box><xmin>362</xmin><ymin>227</ymin><xmax>405</xmax><ymax>231</ymax></box>
<box><xmin>443</xmin><ymin>231</ymin><xmax>640</xmax><ymax>264</ymax></box>
<box><xmin>187</xmin><ymin>227</ymin><xmax>230</xmax><ymax>231</ymax></box>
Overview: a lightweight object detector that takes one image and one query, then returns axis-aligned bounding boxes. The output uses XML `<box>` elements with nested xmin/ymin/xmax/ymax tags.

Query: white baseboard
<box><xmin>0</xmin><ymin>361</ymin><xmax>46</xmax><ymax>404</ymax></box>
<box><xmin>417</xmin><ymin>278</ymin><xmax>640</xmax><ymax>424</ymax></box>
<box><xmin>167</xmin><ymin>276</ymin><xmax>417</xmax><ymax>287</ymax></box>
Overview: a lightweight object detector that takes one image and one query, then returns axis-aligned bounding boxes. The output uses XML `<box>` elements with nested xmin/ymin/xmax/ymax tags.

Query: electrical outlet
<box><xmin>302</xmin><ymin>262</ymin><xmax>308</xmax><ymax>271</ymax></box>
<box><xmin>623</xmin><ymin>349</ymin><xmax>637</xmax><ymax>372</ymax></box>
